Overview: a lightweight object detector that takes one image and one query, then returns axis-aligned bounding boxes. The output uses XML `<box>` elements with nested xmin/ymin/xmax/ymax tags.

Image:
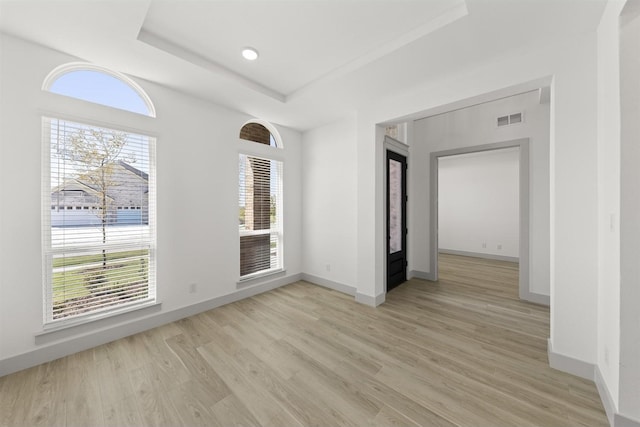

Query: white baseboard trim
<box><xmin>615</xmin><ymin>414</ymin><xmax>640</xmax><ymax>427</ymax></box>
<box><xmin>547</xmin><ymin>338</ymin><xmax>595</xmax><ymax>381</ymax></box>
<box><xmin>521</xmin><ymin>290</ymin><xmax>550</xmax><ymax>306</ymax></box>
<box><xmin>409</xmin><ymin>270</ymin><xmax>436</xmax><ymax>281</ymax></box>
<box><xmin>439</xmin><ymin>248</ymin><xmax>519</xmax><ymax>263</ymax></box>
<box><xmin>355</xmin><ymin>292</ymin><xmax>385</xmax><ymax>307</ymax></box>
<box><xmin>584</xmin><ymin>358</ymin><xmax>640</xmax><ymax>427</ymax></box>
<box><xmin>0</xmin><ymin>273</ymin><xmax>302</xmax><ymax>377</ymax></box>
<box><xmin>301</xmin><ymin>274</ymin><xmax>385</xmax><ymax>308</ymax></box>
<box><xmin>596</xmin><ymin>365</ymin><xmax>617</xmax><ymax>426</ymax></box>
<box><xmin>595</xmin><ymin>364</ymin><xmax>640</xmax><ymax>427</ymax></box>
<box><xmin>301</xmin><ymin>273</ymin><xmax>356</xmax><ymax>296</ymax></box>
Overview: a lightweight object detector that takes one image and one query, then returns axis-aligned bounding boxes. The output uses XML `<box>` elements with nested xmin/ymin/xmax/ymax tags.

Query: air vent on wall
<box><xmin>497</xmin><ymin>112</ymin><xmax>523</xmax><ymax>127</ymax></box>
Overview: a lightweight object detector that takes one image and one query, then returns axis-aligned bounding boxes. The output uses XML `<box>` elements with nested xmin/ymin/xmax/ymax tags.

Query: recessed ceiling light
<box><xmin>242</xmin><ymin>47</ymin><xmax>259</xmax><ymax>61</ymax></box>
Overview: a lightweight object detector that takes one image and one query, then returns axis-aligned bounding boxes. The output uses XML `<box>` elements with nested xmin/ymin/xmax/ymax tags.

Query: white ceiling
<box><xmin>0</xmin><ymin>0</ymin><xmax>607</xmax><ymax>131</ymax></box>
<box><xmin>140</xmin><ymin>0</ymin><xmax>465</xmax><ymax>98</ymax></box>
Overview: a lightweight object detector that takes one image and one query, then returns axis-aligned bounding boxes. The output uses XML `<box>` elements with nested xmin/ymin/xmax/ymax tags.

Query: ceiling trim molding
<box><xmin>137</xmin><ymin>28</ymin><xmax>286</xmax><ymax>103</ymax></box>
<box><xmin>137</xmin><ymin>1</ymin><xmax>467</xmax><ymax>104</ymax></box>
<box><xmin>285</xmin><ymin>0</ymin><xmax>469</xmax><ymax>101</ymax></box>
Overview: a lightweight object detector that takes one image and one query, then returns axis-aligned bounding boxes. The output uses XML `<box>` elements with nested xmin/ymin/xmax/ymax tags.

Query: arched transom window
<box><xmin>239</xmin><ymin>121</ymin><xmax>282</xmax><ymax>148</ymax></box>
<box><xmin>43</xmin><ymin>63</ymin><xmax>155</xmax><ymax>117</ymax></box>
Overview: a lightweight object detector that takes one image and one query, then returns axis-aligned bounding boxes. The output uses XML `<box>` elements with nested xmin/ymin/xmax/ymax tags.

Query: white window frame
<box><xmin>41</xmin><ymin>116</ymin><xmax>157</xmax><ymax>329</ymax></box>
<box><xmin>238</xmin><ymin>152</ymin><xmax>284</xmax><ymax>283</ymax></box>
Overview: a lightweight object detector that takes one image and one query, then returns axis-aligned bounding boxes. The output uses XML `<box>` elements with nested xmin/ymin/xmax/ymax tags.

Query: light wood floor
<box><xmin>0</xmin><ymin>254</ymin><xmax>608</xmax><ymax>427</ymax></box>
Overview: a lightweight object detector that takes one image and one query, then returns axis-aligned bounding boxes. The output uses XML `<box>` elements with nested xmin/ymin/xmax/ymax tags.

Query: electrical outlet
<box><xmin>497</xmin><ymin>244</ymin><xmax>502</xmax><ymax>250</ymax></box>
<box><xmin>325</xmin><ymin>264</ymin><xmax>331</xmax><ymax>272</ymax></box>
<box><xmin>189</xmin><ymin>283</ymin><xmax>197</xmax><ymax>294</ymax></box>
<box><xmin>482</xmin><ymin>242</ymin><xmax>487</xmax><ymax>248</ymax></box>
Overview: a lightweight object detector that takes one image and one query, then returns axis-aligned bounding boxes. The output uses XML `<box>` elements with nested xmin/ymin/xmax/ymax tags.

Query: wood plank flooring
<box><xmin>0</xmin><ymin>254</ymin><xmax>608</xmax><ymax>426</ymax></box>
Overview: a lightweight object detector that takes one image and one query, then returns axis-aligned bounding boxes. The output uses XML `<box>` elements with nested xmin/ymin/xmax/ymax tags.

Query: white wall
<box><xmin>354</xmin><ymin>30</ymin><xmax>599</xmax><ymax>368</ymax></box>
<box><xmin>0</xmin><ymin>34</ymin><xmax>303</xmax><ymax>374</ymax></box>
<box><xmin>618</xmin><ymin>0</ymin><xmax>640</xmax><ymax>422</ymax></box>
<box><xmin>301</xmin><ymin>117</ymin><xmax>358</xmax><ymax>292</ymax></box>
<box><xmin>438</xmin><ymin>148</ymin><xmax>520</xmax><ymax>259</ymax></box>
<box><xmin>596</xmin><ymin>0</ymin><xmax>624</xmax><ymax>415</ymax></box>
<box><xmin>413</xmin><ymin>90</ymin><xmax>550</xmax><ymax>295</ymax></box>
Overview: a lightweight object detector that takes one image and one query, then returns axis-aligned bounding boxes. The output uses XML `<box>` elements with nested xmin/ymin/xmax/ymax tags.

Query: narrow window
<box><xmin>44</xmin><ymin>118</ymin><xmax>155</xmax><ymax>323</ymax></box>
<box><xmin>238</xmin><ymin>121</ymin><xmax>282</xmax><ymax>279</ymax></box>
<box><xmin>238</xmin><ymin>154</ymin><xmax>283</xmax><ymax>279</ymax></box>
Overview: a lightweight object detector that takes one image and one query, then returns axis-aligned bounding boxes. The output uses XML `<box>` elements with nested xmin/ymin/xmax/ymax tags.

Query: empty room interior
<box><xmin>0</xmin><ymin>0</ymin><xmax>639</xmax><ymax>426</ymax></box>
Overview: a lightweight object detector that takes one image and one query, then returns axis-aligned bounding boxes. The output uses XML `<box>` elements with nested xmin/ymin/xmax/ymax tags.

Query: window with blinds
<box><xmin>238</xmin><ymin>154</ymin><xmax>283</xmax><ymax>279</ymax></box>
<box><xmin>43</xmin><ymin>117</ymin><xmax>156</xmax><ymax>324</ymax></box>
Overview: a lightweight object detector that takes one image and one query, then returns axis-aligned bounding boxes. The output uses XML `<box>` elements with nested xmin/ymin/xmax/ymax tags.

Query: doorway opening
<box><xmin>430</xmin><ymin>139</ymin><xmax>530</xmax><ymax>300</ymax></box>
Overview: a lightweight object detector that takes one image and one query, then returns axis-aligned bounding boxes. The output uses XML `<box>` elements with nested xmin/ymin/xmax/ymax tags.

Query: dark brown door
<box><xmin>387</xmin><ymin>150</ymin><xmax>407</xmax><ymax>291</ymax></box>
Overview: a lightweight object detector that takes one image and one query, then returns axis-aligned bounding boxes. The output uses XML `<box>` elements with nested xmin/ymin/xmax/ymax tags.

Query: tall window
<box><xmin>238</xmin><ymin>122</ymin><xmax>283</xmax><ymax>279</ymax></box>
<box><xmin>42</xmin><ymin>65</ymin><xmax>155</xmax><ymax>325</ymax></box>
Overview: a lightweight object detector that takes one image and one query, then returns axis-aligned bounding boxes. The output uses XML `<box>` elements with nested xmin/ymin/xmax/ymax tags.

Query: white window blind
<box><xmin>42</xmin><ymin>117</ymin><xmax>156</xmax><ymax>324</ymax></box>
<box><xmin>238</xmin><ymin>154</ymin><xmax>283</xmax><ymax>279</ymax></box>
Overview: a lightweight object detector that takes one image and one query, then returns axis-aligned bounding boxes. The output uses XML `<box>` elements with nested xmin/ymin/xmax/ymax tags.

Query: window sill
<box><xmin>36</xmin><ymin>300</ymin><xmax>161</xmax><ymax>339</ymax></box>
<box><xmin>237</xmin><ymin>268</ymin><xmax>285</xmax><ymax>286</ymax></box>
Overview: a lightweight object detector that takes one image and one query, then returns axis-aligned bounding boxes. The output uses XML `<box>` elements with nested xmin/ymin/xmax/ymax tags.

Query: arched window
<box><xmin>239</xmin><ymin>120</ymin><xmax>282</xmax><ymax>148</ymax></box>
<box><xmin>43</xmin><ymin>63</ymin><xmax>155</xmax><ymax>117</ymax></box>
<box><xmin>42</xmin><ymin>63</ymin><xmax>156</xmax><ymax>326</ymax></box>
<box><xmin>238</xmin><ymin>120</ymin><xmax>283</xmax><ymax>280</ymax></box>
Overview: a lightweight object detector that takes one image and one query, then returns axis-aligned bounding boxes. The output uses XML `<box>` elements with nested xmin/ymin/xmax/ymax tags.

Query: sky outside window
<box><xmin>49</xmin><ymin>70</ymin><xmax>151</xmax><ymax>116</ymax></box>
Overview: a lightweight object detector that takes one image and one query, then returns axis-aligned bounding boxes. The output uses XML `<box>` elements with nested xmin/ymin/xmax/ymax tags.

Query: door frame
<box><xmin>384</xmin><ymin>136</ymin><xmax>409</xmax><ymax>293</ymax></box>
<box><xmin>430</xmin><ymin>138</ymin><xmax>531</xmax><ymax>301</ymax></box>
